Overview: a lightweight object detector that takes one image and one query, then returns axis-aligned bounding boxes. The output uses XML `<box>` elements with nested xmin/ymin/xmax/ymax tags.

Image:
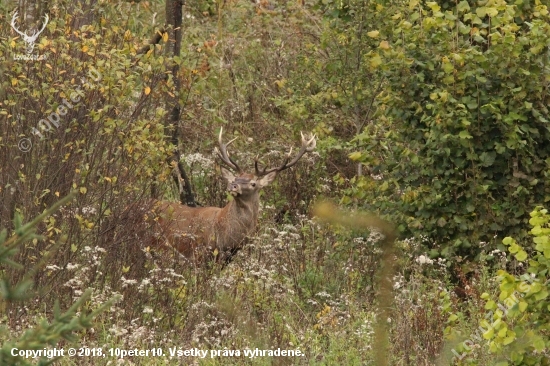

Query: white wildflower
<box><xmin>415</xmin><ymin>255</ymin><xmax>433</xmax><ymax>265</ymax></box>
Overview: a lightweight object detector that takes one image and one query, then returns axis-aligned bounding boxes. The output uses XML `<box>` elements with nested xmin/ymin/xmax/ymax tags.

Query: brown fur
<box><xmin>150</xmin><ymin>169</ymin><xmax>277</xmax><ymax>264</ymax></box>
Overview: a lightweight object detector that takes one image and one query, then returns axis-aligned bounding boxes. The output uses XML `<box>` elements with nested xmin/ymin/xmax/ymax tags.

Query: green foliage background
<box><xmin>286</xmin><ymin>0</ymin><xmax>550</xmax><ymax>259</ymax></box>
<box><xmin>0</xmin><ymin>0</ymin><xmax>549</xmax><ymax>364</ymax></box>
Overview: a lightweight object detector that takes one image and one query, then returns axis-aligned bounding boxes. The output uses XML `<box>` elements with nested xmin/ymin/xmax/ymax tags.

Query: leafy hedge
<box><xmin>332</xmin><ymin>0</ymin><xmax>550</xmax><ymax>258</ymax></box>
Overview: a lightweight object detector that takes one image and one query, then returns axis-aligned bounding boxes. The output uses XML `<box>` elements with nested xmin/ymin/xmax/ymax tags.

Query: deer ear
<box><xmin>258</xmin><ymin>171</ymin><xmax>277</xmax><ymax>187</ymax></box>
<box><xmin>221</xmin><ymin>167</ymin><xmax>235</xmax><ymax>182</ymax></box>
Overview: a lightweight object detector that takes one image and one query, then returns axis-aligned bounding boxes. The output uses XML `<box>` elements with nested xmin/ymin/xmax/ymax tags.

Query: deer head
<box><xmin>151</xmin><ymin>128</ymin><xmax>316</xmax><ymax>265</ymax></box>
<box><xmin>10</xmin><ymin>11</ymin><xmax>49</xmax><ymax>54</ymax></box>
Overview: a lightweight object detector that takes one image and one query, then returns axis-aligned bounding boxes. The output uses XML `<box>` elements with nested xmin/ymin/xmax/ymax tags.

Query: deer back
<box><xmin>151</xmin><ymin>201</ymin><xmax>220</xmax><ymax>262</ymax></box>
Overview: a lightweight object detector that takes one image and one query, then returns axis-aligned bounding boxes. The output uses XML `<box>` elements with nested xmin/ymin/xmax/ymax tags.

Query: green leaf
<box><xmin>515</xmin><ymin>250</ymin><xmax>527</xmax><ymax>261</ymax></box>
<box><xmin>476</xmin><ymin>7</ymin><xmax>487</xmax><ymax>17</ymax></box>
<box><xmin>479</xmin><ymin>151</ymin><xmax>496</xmax><ymax>167</ymax></box>
<box><xmin>442</xmin><ymin>62</ymin><xmax>454</xmax><ymax>74</ymax></box>
<box><xmin>502</xmin><ymin>237</ymin><xmax>514</xmax><ymax>245</ymax></box>
<box><xmin>458</xmin><ymin>130</ymin><xmax>472</xmax><ymax>139</ymax></box>
<box><xmin>483</xmin><ymin>327</ymin><xmax>494</xmax><ymax>339</ymax></box>
<box><xmin>485</xmin><ymin>7</ymin><xmax>498</xmax><ymax>17</ymax></box>
<box><xmin>370</xmin><ymin>54</ymin><xmax>382</xmax><ymax>68</ymax></box>
<box><xmin>534</xmin><ymin>289</ymin><xmax>548</xmax><ymax>301</ymax></box>
<box><xmin>530</xmin><ymin>282</ymin><xmax>542</xmax><ymax>293</ymax></box>
<box><xmin>457</xmin><ymin>1</ymin><xmax>470</xmax><ymax>12</ymax></box>
<box><xmin>533</xmin><ymin>338</ymin><xmax>545</xmax><ymax>351</ymax></box>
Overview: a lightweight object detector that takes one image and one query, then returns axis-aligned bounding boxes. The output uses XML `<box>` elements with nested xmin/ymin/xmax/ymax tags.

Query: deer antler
<box><xmin>215</xmin><ymin>127</ymin><xmax>242</xmax><ymax>173</ymax></box>
<box><xmin>34</xmin><ymin>14</ymin><xmax>49</xmax><ymax>40</ymax></box>
<box><xmin>10</xmin><ymin>12</ymin><xmax>26</xmax><ymax>38</ymax></box>
<box><xmin>255</xmin><ymin>132</ymin><xmax>316</xmax><ymax>176</ymax></box>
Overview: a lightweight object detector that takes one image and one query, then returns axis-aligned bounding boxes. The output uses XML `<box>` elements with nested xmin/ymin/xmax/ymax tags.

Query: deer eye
<box><xmin>251</xmin><ymin>182</ymin><xmax>256</xmax><ymax>187</ymax></box>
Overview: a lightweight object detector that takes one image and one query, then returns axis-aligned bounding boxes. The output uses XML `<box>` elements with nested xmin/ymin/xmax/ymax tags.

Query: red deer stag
<box><xmin>151</xmin><ymin>128</ymin><xmax>316</xmax><ymax>264</ymax></box>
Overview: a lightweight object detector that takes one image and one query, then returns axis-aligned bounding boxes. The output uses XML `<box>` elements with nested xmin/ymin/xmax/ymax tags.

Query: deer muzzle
<box><xmin>228</xmin><ymin>182</ymin><xmax>241</xmax><ymax>196</ymax></box>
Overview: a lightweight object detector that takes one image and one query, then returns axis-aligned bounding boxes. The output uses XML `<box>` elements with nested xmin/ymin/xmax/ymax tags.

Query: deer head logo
<box><xmin>10</xmin><ymin>11</ymin><xmax>49</xmax><ymax>54</ymax></box>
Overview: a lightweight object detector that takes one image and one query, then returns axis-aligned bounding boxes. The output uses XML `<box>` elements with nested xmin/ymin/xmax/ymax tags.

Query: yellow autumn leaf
<box><xmin>274</xmin><ymin>79</ymin><xmax>287</xmax><ymax>88</ymax></box>
<box><xmin>80</xmin><ymin>187</ymin><xmax>87</xmax><ymax>194</ymax></box>
<box><xmin>367</xmin><ymin>30</ymin><xmax>380</xmax><ymax>38</ymax></box>
<box><xmin>11</xmin><ymin>78</ymin><xmax>18</xmax><ymax>86</ymax></box>
<box><xmin>82</xmin><ymin>45</ymin><xmax>89</xmax><ymax>52</ymax></box>
<box><xmin>379</xmin><ymin>40</ymin><xmax>390</xmax><ymax>50</ymax></box>
<box><xmin>162</xmin><ymin>32</ymin><xmax>169</xmax><ymax>42</ymax></box>
<box><xmin>144</xmin><ymin>86</ymin><xmax>151</xmax><ymax>95</ymax></box>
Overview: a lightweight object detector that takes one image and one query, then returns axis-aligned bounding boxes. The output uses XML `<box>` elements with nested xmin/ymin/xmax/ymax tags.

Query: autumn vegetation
<box><xmin>1</xmin><ymin>0</ymin><xmax>549</xmax><ymax>365</ymax></box>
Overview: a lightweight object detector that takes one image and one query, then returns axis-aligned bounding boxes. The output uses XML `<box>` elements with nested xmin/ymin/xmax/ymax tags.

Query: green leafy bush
<box><xmin>337</xmin><ymin>0</ymin><xmax>550</xmax><ymax>259</ymax></box>
<box><xmin>479</xmin><ymin>206</ymin><xmax>550</xmax><ymax>364</ymax></box>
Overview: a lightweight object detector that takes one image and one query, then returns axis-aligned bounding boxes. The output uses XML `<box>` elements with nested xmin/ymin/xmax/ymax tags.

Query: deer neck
<box><xmin>216</xmin><ymin>194</ymin><xmax>260</xmax><ymax>252</ymax></box>
<box><xmin>227</xmin><ymin>194</ymin><xmax>260</xmax><ymax>225</ymax></box>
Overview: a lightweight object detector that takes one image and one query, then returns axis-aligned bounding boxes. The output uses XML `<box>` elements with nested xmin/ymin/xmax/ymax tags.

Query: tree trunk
<box><xmin>164</xmin><ymin>0</ymin><xmax>196</xmax><ymax>206</ymax></box>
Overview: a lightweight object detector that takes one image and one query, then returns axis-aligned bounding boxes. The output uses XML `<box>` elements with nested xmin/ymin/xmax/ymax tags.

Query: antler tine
<box><xmin>38</xmin><ymin>14</ymin><xmax>49</xmax><ymax>34</ymax></box>
<box><xmin>301</xmin><ymin>131</ymin><xmax>317</xmax><ymax>152</ymax></box>
<box><xmin>254</xmin><ymin>155</ymin><xmax>264</xmax><ymax>176</ymax></box>
<box><xmin>29</xmin><ymin>14</ymin><xmax>49</xmax><ymax>40</ymax></box>
<box><xmin>255</xmin><ymin>132</ymin><xmax>316</xmax><ymax>177</ymax></box>
<box><xmin>216</xmin><ymin>127</ymin><xmax>241</xmax><ymax>173</ymax></box>
<box><xmin>11</xmin><ymin>12</ymin><xmax>26</xmax><ymax>38</ymax></box>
